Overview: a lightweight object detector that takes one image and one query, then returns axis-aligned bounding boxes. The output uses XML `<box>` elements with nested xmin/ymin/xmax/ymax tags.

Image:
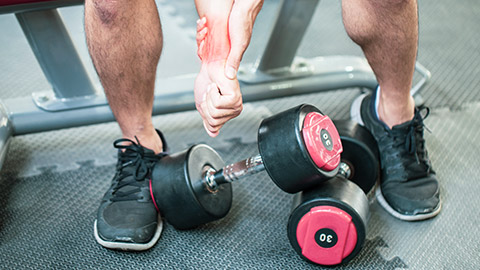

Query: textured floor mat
<box><xmin>1</xmin><ymin>101</ymin><xmax>480</xmax><ymax>269</ymax></box>
<box><xmin>1</xmin><ymin>0</ymin><xmax>480</xmax><ymax>269</ymax></box>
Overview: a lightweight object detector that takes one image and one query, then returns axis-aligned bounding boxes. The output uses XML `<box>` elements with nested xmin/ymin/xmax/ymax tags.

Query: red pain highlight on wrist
<box><xmin>198</xmin><ymin>16</ymin><xmax>231</xmax><ymax>63</ymax></box>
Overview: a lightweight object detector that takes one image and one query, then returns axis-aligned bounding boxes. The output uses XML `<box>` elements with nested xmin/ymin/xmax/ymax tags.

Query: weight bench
<box><xmin>0</xmin><ymin>0</ymin><xmax>431</xmax><ymax>170</ymax></box>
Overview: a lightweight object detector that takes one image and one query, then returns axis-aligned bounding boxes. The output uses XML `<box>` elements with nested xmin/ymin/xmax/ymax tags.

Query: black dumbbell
<box><xmin>287</xmin><ymin>120</ymin><xmax>379</xmax><ymax>266</ymax></box>
<box><xmin>150</xmin><ymin>104</ymin><xmax>343</xmax><ymax>229</ymax></box>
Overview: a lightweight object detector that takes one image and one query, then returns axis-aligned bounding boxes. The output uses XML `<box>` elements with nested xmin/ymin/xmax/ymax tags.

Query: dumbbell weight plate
<box><xmin>287</xmin><ymin>176</ymin><xmax>368</xmax><ymax>265</ymax></box>
<box><xmin>333</xmin><ymin>120</ymin><xmax>379</xmax><ymax>194</ymax></box>
<box><xmin>150</xmin><ymin>144</ymin><xmax>232</xmax><ymax>230</ymax></box>
<box><xmin>258</xmin><ymin>104</ymin><xmax>341</xmax><ymax>193</ymax></box>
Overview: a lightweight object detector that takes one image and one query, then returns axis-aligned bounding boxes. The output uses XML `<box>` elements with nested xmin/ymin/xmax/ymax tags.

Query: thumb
<box><xmin>225</xmin><ymin>45</ymin><xmax>244</xmax><ymax>80</ymax></box>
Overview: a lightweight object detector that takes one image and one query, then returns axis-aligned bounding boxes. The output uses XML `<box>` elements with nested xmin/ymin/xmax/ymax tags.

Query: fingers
<box><xmin>196</xmin><ymin>17</ymin><xmax>207</xmax><ymax>32</ymax></box>
<box><xmin>203</xmin><ymin>122</ymin><xmax>219</xmax><ymax>137</ymax></box>
<box><xmin>196</xmin><ymin>17</ymin><xmax>207</xmax><ymax>47</ymax></box>
<box><xmin>197</xmin><ymin>40</ymin><xmax>205</xmax><ymax>60</ymax></box>
<box><xmin>199</xmin><ymin>83</ymin><xmax>243</xmax><ymax>137</ymax></box>
<box><xmin>195</xmin><ymin>101</ymin><xmax>220</xmax><ymax>137</ymax></box>
<box><xmin>196</xmin><ymin>28</ymin><xmax>208</xmax><ymax>47</ymax></box>
<box><xmin>196</xmin><ymin>17</ymin><xmax>208</xmax><ymax>60</ymax></box>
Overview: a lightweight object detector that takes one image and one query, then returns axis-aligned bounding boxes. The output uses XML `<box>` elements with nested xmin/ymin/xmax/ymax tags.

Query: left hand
<box><xmin>194</xmin><ymin>61</ymin><xmax>243</xmax><ymax>137</ymax></box>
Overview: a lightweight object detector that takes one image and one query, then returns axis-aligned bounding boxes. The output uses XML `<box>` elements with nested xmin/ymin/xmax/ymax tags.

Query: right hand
<box><xmin>224</xmin><ymin>0</ymin><xmax>264</xmax><ymax>79</ymax></box>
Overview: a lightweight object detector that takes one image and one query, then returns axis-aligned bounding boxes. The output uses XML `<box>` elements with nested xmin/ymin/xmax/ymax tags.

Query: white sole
<box><xmin>375</xmin><ymin>188</ymin><xmax>442</xmax><ymax>221</ymax></box>
<box><xmin>94</xmin><ymin>215</ymin><xmax>163</xmax><ymax>251</ymax></box>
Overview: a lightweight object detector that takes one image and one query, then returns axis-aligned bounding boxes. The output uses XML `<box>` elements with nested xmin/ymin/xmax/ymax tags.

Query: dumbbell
<box><xmin>150</xmin><ymin>104</ymin><xmax>343</xmax><ymax>229</ymax></box>
<box><xmin>287</xmin><ymin>120</ymin><xmax>379</xmax><ymax>266</ymax></box>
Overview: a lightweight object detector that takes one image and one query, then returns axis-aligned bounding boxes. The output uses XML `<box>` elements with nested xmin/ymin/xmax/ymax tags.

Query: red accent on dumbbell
<box><xmin>302</xmin><ymin>112</ymin><xmax>342</xmax><ymax>171</ymax></box>
<box><xmin>296</xmin><ymin>206</ymin><xmax>358</xmax><ymax>266</ymax></box>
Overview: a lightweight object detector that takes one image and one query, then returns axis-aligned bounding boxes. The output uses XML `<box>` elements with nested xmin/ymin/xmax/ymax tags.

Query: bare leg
<box><xmin>342</xmin><ymin>0</ymin><xmax>418</xmax><ymax>128</ymax></box>
<box><xmin>85</xmin><ymin>0</ymin><xmax>163</xmax><ymax>153</ymax></box>
<box><xmin>344</xmin><ymin>0</ymin><xmax>440</xmax><ymax>222</ymax></box>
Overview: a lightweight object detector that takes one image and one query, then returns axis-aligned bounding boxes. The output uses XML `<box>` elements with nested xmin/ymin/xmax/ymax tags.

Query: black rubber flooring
<box><xmin>0</xmin><ymin>0</ymin><xmax>479</xmax><ymax>269</ymax></box>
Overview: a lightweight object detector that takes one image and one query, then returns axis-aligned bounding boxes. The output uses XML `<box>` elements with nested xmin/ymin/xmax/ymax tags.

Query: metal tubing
<box><xmin>257</xmin><ymin>0</ymin><xmax>320</xmax><ymax>71</ymax></box>
<box><xmin>4</xmin><ymin>62</ymin><xmax>378</xmax><ymax>135</ymax></box>
<box><xmin>0</xmin><ymin>102</ymin><xmax>13</xmax><ymax>170</ymax></box>
<box><xmin>412</xmin><ymin>62</ymin><xmax>432</xmax><ymax>97</ymax></box>
<box><xmin>210</xmin><ymin>154</ymin><xmax>265</xmax><ymax>186</ymax></box>
<box><xmin>16</xmin><ymin>9</ymin><xmax>96</xmax><ymax>99</ymax></box>
<box><xmin>0</xmin><ymin>0</ymin><xmax>83</xmax><ymax>15</ymax></box>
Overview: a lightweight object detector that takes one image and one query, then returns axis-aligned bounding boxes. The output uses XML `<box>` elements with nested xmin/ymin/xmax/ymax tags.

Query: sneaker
<box><xmin>94</xmin><ymin>131</ymin><xmax>168</xmax><ymax>250</ymax></box>
<box><xmin>351</xmin><ymin>91</ymin><xmax>441</xmax><ymax>221</ymax></box>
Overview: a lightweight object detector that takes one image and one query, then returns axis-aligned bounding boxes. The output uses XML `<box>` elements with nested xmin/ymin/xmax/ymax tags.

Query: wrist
<box><xmin>201</xmin><ymin>16</ymin><xmax>231</xmax><ymax>63</ymax></box>
<box><xmin>235</xmin><ymin>0</ymin><xmax>264</xmax><ymax>18</ymax></box>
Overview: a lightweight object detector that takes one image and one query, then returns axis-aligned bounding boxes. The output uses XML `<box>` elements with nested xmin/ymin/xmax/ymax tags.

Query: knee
<box><xmin>368</xmin><ymin>0</ymin><xmax>416</xmax><ymax>9</ymax></box>
<box><xmin>343</xmin><ymin>0</ymin><xmax>416</xmax><ymax>44</ymax></box>
<box><xmin>86</xmin><ymin>0</ymin><xmax>123</xmax><ymax>25</ymax></box>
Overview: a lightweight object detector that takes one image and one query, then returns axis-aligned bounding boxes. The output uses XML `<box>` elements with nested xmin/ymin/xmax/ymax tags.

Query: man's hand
<box><xmin>193</xmin><ymin>0</ymin><xmax>261</xmax><ymax>137</ymax></box>
<box><xmin>225</xmin><ymin>0</ymin><xmax>264</xmax><ymax>79</ymax></box>
<box><xmin>194</xmin><ymin>61</ymin><xmax>243</xmax><ymax>137</ymax></box>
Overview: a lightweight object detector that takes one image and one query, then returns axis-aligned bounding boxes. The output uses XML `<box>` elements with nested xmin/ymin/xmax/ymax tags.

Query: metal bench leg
<box><xmin>238</xmin><ymin>0</ymin><xmax>378</xmax><ymax>93</ymax></box>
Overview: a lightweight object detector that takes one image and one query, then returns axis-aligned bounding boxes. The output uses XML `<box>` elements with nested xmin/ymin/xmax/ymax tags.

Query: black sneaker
<box><xmin>94</xmin><ymin>131</ymin><xmax>168</xmax><ymax>250</ymax></box>
<box><xmin>351</xmin><ymin>91</ymin><xmax>441</xmax><ymax>221</ymax></box>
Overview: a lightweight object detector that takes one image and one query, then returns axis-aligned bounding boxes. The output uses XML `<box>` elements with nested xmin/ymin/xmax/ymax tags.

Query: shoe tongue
<box><xmin>389</xmin><ymin>119</ymin><xmax>418</xmax><ymax>146</ymax></box>
<box><xmin>118</xmin><ymin>144</ymin><xmax>158</xmax><ymax>180</ymax></box>
<box><xmin>120</xmin><ymin>143</ymin><xmax>156</xmax><ymax>157</ymax></box>
<box><xmin>391</xmin><ymin>114</ymin><xmax>422</xmax><ymax>132</ymax></box>
<box><xmin>391</xmin><ymin>120</ymin><xmax>412</xmax><ymax>132</ymax></box>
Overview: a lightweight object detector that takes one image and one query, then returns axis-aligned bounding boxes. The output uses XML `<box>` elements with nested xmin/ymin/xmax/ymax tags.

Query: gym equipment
<box><xmin>287</xmin><ymin>120</ymin><xmax>379</xmax><ymax>266</ymax></box>
<box><xmin>0</xmin><ymin>0</ymin><xmax>431</xmax><ymax>172</ymax></box>
<box><xmin>150</xmin><ymin>144</ymin><xmax>231</xmax><ymax>230</ymax></box>
<box><xmin>150</xmin><ymin>104</ymin><xmax>342</xmax><ymax>229</ymax></box>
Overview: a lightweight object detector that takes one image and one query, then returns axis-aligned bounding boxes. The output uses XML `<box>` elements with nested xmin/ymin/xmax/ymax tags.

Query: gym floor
<box><xmin>1</xmin><ymin>0</ymin><xmax>479</xmax><ymax>269</ymax></box>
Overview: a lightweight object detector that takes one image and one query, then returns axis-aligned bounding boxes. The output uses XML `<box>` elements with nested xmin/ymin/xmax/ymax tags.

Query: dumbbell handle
<box><xmin>204</xmin><ymin>156</ymin><xmax>352</xmax><ymax>191</ymax></box>
<box><xmin>338</xmin><ymin>162</ymin><xmax>352</xmax><ymax>179</ymax></box>
<box><xmin>204</xmin><ymin>156</ymin><xmax>351</xmax><ymax>193</ymax></box>
<box><xmin>205</xmin><ymin>154</ymin><xmax>265</xmax><ymax>190</ymax></box>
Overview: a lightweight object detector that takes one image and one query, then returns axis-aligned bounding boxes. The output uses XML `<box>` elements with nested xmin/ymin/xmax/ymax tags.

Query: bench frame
<box><xmin>0</xmin><ymin>0</ymin><xmax>430</xmax><ymax>169</ymax></box>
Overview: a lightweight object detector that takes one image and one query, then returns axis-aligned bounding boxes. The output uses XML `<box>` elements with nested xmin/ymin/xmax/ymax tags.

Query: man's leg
<box><xmin>343</xmin><ymin>0</ymin><xmax>417</xmax><ymax>128</ymax></box>
<box><xmin>85</xmin><ymin>0</ymin><xmax>166</xmax><ymax>250</ymax></box>
<box><xmin>85</xmin><ymin>0</ymin><xmax>163</xmax><ymax>153</ymax></box>
<box><xmin>343</xmin><ymin>0</ymin><xmax>440</xmax><ymax>221</ymax></box>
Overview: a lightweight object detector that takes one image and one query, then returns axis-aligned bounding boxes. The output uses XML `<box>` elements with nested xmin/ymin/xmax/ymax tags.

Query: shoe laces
<box><xmin>405</xmin><ymin>108</ymin><xmax>431</xmax><ymax>160</ymax></box>
<box><xmin>110</xmin><ymin>137</ymin><xmax>166</xmax><ymax>202</ymax></box>
<box><xmin>380</xmin><ymin>107</ymin><xmax>431</xmax><ymax>177</ymax></box>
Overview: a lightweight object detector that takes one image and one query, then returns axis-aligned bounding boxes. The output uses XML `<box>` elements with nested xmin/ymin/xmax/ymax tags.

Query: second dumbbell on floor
<box><xmin>287</xmin><ymin>120</ymin><xmax>379</xmax><ymax>266</ymax></box>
